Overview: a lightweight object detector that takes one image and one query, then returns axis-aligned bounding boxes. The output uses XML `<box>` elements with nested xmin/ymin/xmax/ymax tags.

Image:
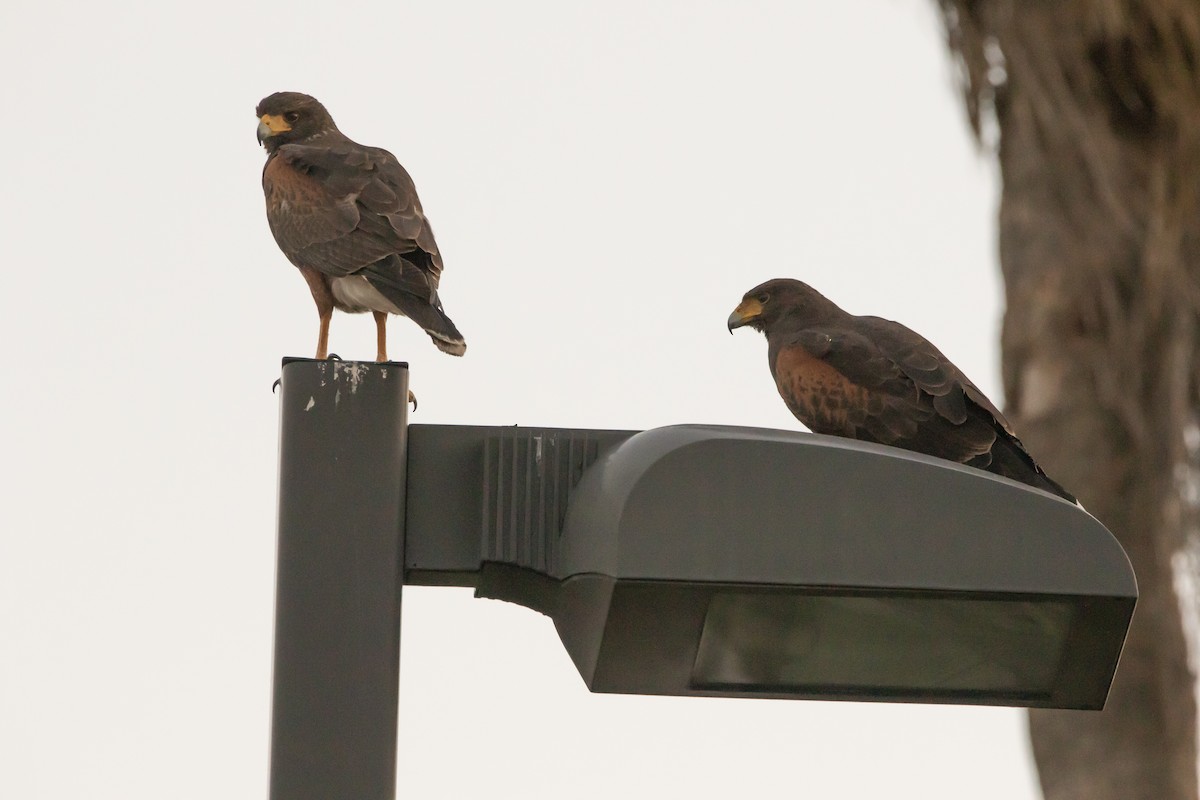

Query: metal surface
<box><xmin>266</xmin><ymin>394</ymin><xmax>1137</xmax><ymax>790</ymax></box>
<box><xmin>404</xmin><ymin>425</ymin><xmax>636</xmax><ymax>583</ymax></box>
<box><xmin>558</xmin><ymin>425</ymin><xmax>1133</xmax><ymax>592</ymax></box>
<box><xmin>552</xmin><ymin>425</ymin><xmax>1136</xmax><ymax>708</ymax></box>
<box><xmin>402</xmin><ymin>423</ymin><xmax>1136</xmax><ymax>709</ymax></box>
<box><xmin>270</xmin><ymin>358</ymin><xmax>408</xmax><ymax>800</ymax></box>
<box><xmin>403</xmin><ymin>424</ymin><xmax>1134</xmax><ymax>593</ymax></box>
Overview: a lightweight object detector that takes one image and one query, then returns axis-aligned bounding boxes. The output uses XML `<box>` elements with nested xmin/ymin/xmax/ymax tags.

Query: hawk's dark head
<box><xmin>256</xmin><ymin>92</ymin><xmax>338</xmax><ymax>152</ymax></box>
<box><xmin>727</xmin><ymin>278</ymin><xmax>840</xmax><ymax>335</ymax></box>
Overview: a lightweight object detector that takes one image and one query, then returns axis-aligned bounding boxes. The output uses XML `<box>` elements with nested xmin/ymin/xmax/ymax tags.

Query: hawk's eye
<box><xmin>757</xmin><ymin>292</ymin><xmax>770</xmax><ymax>305</ymax></box>
<box><xmin>284</xmin><ymin>111</ymin><xmax>300</xmax><ymax>123</ymax></box>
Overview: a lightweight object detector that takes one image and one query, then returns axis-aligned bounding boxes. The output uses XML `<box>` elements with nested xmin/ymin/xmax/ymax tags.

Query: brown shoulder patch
<box><xmin>773</xmin><ymin>345</ymin><xmax>868</xmax><ymax>437</ymax></box>
<box><xmin>263</xmin><ymin>155</ymin><xmax>333</xmax><ymax>210</ymax></box>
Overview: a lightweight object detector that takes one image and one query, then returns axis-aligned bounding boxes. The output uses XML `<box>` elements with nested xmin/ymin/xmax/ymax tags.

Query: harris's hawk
<box><xmin>256</xmin><ymin>92</ymin><xmax>465</xmax><ymax>372</ymax></box>
<box><xmin>728</xmin><ymin>278</ymin><xmax>1076</xmax><ymax>503</ymax></box>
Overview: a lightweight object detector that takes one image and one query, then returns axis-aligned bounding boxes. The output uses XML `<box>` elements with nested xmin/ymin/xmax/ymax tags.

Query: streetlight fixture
<box><xmin>270</xmin><ymin>359</ymin><xmax>1136</xmax><ymax>800</ymax></box>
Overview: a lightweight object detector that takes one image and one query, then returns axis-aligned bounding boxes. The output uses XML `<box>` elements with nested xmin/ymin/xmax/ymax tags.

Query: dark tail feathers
<box><xmin>365</xmin><ymin>276</ymin><xmax>466</xmax><ymax>356</ymax></box>
<box><xmin>399</xmin><ymin>298</ymin><xmax>466</xmax><ymax>356</ymax></box>
<box><xmin>976</xmin><ymin>433</ymin><xmax>1077</xmax><ymax>505</ymax></box>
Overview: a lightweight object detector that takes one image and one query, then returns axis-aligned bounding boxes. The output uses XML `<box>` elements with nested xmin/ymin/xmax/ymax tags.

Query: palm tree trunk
<box><xmin>935</xmin><ymin>2</ymin><xmax>1200</xmax><ymax>798</ymax></box>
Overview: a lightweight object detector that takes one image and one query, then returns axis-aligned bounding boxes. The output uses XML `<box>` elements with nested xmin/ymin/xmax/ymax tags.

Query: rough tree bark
<box><xmin>935</xmin><ymin>2</ymin><xmax>1200</xmax><ymax>799</ymax></box>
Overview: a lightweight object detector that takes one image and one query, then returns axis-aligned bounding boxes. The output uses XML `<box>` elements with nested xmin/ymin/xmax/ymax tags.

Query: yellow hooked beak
<box><xmin>727</xmin><ymin>297</ymin><xmax>764</xmax><ymax>332</ymax></box>
<box><xmin>257</xmin><ymin>113</ymin><xmax>291</xmax><ymax>144</ymax></box>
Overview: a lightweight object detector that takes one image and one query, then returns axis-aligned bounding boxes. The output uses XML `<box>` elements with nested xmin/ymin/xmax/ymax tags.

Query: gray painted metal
<box><xmin>404</xmin><ymin>425</ymin><xmax>636</xmax><ymax>582</ymax></box>
<box><xmin>553</xmin><ymin>425</ymin><xmax>1135</xmax><ymax>708</ymax></box>
<box><xmin>268</xmin><ymin>359</ymin><xmax>1138</xmax><ymax>796</ymax></box>
<box><xmin>402</xmin><ymin>422</ymin><xmax>1136</xmax><ymax>709</ymax></box>
<box><xmin>559</xmin><ymin>425</ymin><xmax>1134</xmax><ymax>594</ymax></box>
<box><xmin>405</xmin><ymin>423</ymin><xmax>1134</xmax><ymax>596</ymax></box>
<box><xmin>271</xmin><ymin>358</ymin><xmax>408</xmax><ymax>800</ymax></box>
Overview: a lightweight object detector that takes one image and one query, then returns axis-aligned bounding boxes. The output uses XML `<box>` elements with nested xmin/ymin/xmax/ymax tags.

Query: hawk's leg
<box><xmin>374</xmin><ymin>311</ymin><xmax>417</xmax><ymax>411</ymax></box>
<box><xmin>373</xmin><ymin>311</ymin><xmax>388</xmax><ymax>362</ymax></box>
<box><xmin>315</xmin><ymin>307</ymin><xmax>332</xmax><ymax>360</ymax></box>
<box><xmin>298</xmin><ymin>267</ymin><xmax>336</xmax><ymax>360</ymax></box>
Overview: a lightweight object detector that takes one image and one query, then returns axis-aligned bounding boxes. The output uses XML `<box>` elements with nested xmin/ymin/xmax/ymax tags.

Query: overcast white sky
<box><xmin>1</xmin><ymin>0</ymin><xmax>1043</xmax><ymax>797</ymax></box>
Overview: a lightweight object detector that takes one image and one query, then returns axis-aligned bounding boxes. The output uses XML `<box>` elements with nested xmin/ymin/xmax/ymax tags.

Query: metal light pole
<box><xmin>270</xmin><ymin>359</ymin><xmax>409</xmax><ymax>800</ymax></box>
<box><xmin>266</xmin><ymin>359</ymin><xmax>1135</xmax><ymax>799</ymax></box>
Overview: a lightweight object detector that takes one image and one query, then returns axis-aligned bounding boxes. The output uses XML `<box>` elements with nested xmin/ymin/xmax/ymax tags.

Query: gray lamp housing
<box><xmin>549</xmin><ymin>426</ymin><xmax>1132</xmax><ymax>708</ymax></box>
<box><xmin>407</xmin><ymin>423</ymin><xmax>1135</xmax><ymax>710</ymax></box>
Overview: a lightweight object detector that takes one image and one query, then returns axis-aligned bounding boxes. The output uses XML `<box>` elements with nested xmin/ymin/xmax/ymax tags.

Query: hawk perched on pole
<box><xmin>256</xmin><ymin>92</ymin><xmax>466</xmax><ymax>368</ymax></box>
<box><xmin>728</xmin><ymin>278</ymin><xmax>1076</xmax><ymax>503</ymax></box>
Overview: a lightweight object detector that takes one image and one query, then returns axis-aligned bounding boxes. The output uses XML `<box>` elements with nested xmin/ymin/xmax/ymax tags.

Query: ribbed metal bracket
<box><xmin>481</xmin><ymin>427</ymin><xmax>604</xmax><ymax>574</ymax></box>
<box><xmin>403</xmin><ymin>425</ymin><xmax>636</xmax><ymax>584</ymax></box>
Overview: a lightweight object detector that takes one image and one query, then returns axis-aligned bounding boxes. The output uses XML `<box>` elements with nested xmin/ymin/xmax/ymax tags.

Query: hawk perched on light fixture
<box><xmin>729</xmin><ymin>278</ymin><xmax>1076</xmax><ymax>503</ymax></box>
